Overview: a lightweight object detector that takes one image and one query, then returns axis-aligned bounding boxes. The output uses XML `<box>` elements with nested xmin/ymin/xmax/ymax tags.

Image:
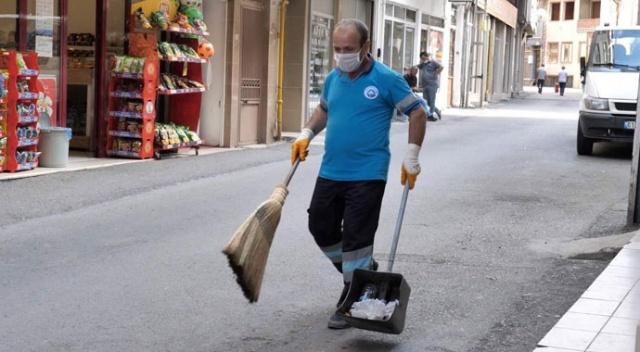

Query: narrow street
<box><xmin>0</xmin><ymin>87</ymin><xmax>636</xmax><ymax>352</ymax></box>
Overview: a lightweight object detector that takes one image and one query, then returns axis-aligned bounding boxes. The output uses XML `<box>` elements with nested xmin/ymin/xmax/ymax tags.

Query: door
<box><xmin>238</xmin><ymin>2</ymin><xmax>263</xmax><ymax>145</ymax></box>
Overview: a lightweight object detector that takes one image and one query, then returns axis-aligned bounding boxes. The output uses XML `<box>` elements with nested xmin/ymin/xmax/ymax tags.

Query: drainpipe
<box><xmin>276</xmin><ymin>0</ymin><xmax>289</xmax><ymax>140</ymax></box>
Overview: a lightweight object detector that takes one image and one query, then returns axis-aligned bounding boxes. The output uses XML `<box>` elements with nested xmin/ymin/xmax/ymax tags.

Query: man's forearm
<box><xmin>408</xmin><ymin>107</ymin><xmax>426</xmax><ymax>147</ymax></box>
<box><xmin>304</xmin><ymin>105</ymin><xmax>328</xmax><ymax>136</ymax></box>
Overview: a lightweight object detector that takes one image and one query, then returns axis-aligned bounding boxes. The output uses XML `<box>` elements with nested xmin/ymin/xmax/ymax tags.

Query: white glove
<box><xmin>401</xmin><ymin>143</ymin><xmax>421</xmax><ymax>189</ymax></box>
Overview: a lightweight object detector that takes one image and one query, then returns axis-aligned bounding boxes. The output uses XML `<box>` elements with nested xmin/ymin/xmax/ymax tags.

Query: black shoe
<box><xmin>328</xmin><ymin>312</ymin><xmax>351</xmax><ymax>329</ymax></box>
<box><xmin>435</xmin><ymin>109</ymin><xmax>442</xmax><ymax>120</ymax></box>
<box><xmin>427</xmin><ymin>116</ymin><xmax>437</xmax><ymax>122</ymax></box>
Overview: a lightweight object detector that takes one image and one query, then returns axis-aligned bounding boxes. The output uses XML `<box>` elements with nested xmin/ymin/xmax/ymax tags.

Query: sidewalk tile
<box><xmin>583</xmin><ymin>285</ymin><xmax>633</xmax><ymax>302</ymax></box>
<box><xmin>624</xmin><ymin>242</ymin><xmax>640</xmax><ymax>250</ymax></box>
<box><xmin>568</xmin><ymin>298</ymin><xmax>621</xmax><ymax>316</ymax></box>
<box><xmin>554</xmin><ymin>312</ymin><xmax>609</xmax><ymax>332</ymax></box>
<box><xmin>538</xmin><ymin>327</ymin><xmax>597</xmax><ymax>351</ymax></box>
<box><xmin>610</xmin><ymin>250</ymin><xmax>640</xmax><ymax>268</ymax></box>
<box><xmin>533</xmin><ymin>348</ymin><xmax>583</xmax><ymax>352</ymax></box>
<box><xmin>613</xmin><ymin>301</ymin><xmax>640</xmax><ymax>320</ymax></box>
<box><xmin>601</xmin><ymin>317</ymin><xmax>638</xmax><ymax>336</ymax></box>
<box><xmin>600</xmin><ymin>266</ymin><xmax>640</xmax><ymax>280</ymax></box>
<box><xmin>586</xmin><ymin>332</ymin><xmax>635</xmax><ymax>352</ymax></box>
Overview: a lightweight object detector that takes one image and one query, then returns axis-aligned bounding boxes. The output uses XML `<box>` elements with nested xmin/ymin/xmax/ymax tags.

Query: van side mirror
<box><xmin>579</xmin><ymin>56</ymin><xmax>586</xmax><ymax>83</ymax></box>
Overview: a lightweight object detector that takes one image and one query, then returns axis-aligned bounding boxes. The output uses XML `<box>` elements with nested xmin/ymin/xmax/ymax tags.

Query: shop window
<box><xmin>561</xmin><ymin>42</ymin><xmax>572</xmax><ymax>63</ymax></box>
<box><xmin>548</xmin><ymin>42</ymin><xmax>559</xmax><ymax>63</ymax></box>
<box><xmin>564</xmin><ymin>2</ymin><xmax>575</xmax><ymax>20</ymax></box>
<box><xmin>591</xmin><ymin>1</ymin><xmax>600</xmax><ymax>18</ymax></box>
<box><xmin>0</xmin><ymin>1</ymin><xmax>17</xmax><ymax>50</ymax></box>
<box><xmin>385</xmin><ymin>3</ymin><xmax>393</xmax><ymax>16</ymax></box>
<box><xmin>550</xmin><ymin>3</ymin><xmax>561</xmax><ymax>21</ymax></box>
<box><xmin>382</xmin><ymin>18</ymin><xmax>415</xmax><ymax>74</ymax></box>
<box><xmin>406</xmin><ymin>10</ymin><xmax>416</xmax><ymax>23</ymax></box>
<box><xmin>422</xmin><ymin>13</ymin><xmax>445</xmax><ymax>28</ymax></box>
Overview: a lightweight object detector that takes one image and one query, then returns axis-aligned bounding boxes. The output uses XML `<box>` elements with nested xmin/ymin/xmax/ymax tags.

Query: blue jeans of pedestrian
<box><xmin>422</xmin><ymin>86</ymin><xmax>438</xmax><ymax>117</ymax></box>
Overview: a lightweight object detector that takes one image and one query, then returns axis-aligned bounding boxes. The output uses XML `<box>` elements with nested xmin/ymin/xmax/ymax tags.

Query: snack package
<box><xmin>131</xmin><ymin>141</ymin><xmax>142</xmax><ymax>153</ymax></box>
<box><xmin>150</xmin><ymin>11</ymin><xmax>169</xmax><ymax>30</ymax></box>
<box><xmin>135</xmin><ymin>8</ymin><xmax>152</xmax><ymax>29</ymax></box>
<box><xmin>176</xmin><ymin>13</ymin><xmax>193</xmax><ymax>30</ymax></box>
<box><xmin>15</xmin><ymin>53</ymin><xmax>27</xmax><ymax>70</ymax></box>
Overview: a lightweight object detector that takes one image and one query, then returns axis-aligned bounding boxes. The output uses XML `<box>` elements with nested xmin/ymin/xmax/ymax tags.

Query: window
<box><xmin>564</xmin><ymin>2</ymin><xmax>574</xmax><ymax>20</ymax></box>
<box><xmin>551</xmin><ymin>3</ymin><xmax>561</xmax><ymax>21</ymax></box>
<box><xmin>0</xmin><ymin>1</ymin><xmax>17</xmax><ymax>50</ymax></box>
<box><xmin>561</xmin><ymin>42</ymin><xmax>572</xmax><ymax>63</ymax></box>
<box><xmin>579</xmin><ymin>42</ymin><xmax>587</xmax><ymax>58</ymax></box>
<box><xmin>383</xmin><ymin>20</ymin><xmax>416</xmax><ymax>73</ymax></box>
<box><xmin>591</xmin><ymin>1</ymin><xmax>600</xmax><ymax>18</ymax></box>
<box><xmin>548</xmin><ymin>42</ymin><xmax>559</xmax><ymax>63</ymax></box>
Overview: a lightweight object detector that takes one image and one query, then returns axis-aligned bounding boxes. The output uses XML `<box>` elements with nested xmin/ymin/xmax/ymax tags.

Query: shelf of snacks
<box><xmin>153</xmin><ymin>122</ymin><xmax>202</xmax><ymax>159</ymax></box>
<box><xmin>129</xmin><ymin>4</ymin><xmax>213</xmax><ymax>136</ymax></box>
<box><xmin>0</xmin><ymin>50</ymin><xmax>41</xmax><ymax>172</ymax></box>
<box><xmin>106</xmin><ymin>55</ymin><xmax>157</xmax><ymax>160</ymax></box>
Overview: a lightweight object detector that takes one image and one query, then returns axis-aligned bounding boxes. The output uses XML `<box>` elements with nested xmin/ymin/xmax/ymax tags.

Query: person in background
<box><xmin>403</xmin><ymin>66</ymin><xmax>420</xmax><ymax>93</ymax></box>
<box><xmin>416</xmin><ymin>52</ymin><xmax>443</xmax><ymax>120</ymax></box>
<box><xmin>290</xmin><ymin>18</ymin><xmax>427</xmax><ymax>330</ymax></box>
<box><xmin>536</xmin><ymin>64</ymin><xmax>547</xmax><ymax>94</ymax></box>
<box><xmin>558</xmin><ymin>66</ymin><xmax>568</xmax><ymax>96</ymax></box>
<box><xmin>403</xmin><ymin>66</ymin><xmax>434</xmax><ymax>121</ymax></box>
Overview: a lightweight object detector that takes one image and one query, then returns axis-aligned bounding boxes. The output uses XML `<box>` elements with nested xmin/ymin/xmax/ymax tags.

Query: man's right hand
<box><xmin>291</xmin><ymin>128</ymin><xmax>314</xmax><ymax>164</ymax></box>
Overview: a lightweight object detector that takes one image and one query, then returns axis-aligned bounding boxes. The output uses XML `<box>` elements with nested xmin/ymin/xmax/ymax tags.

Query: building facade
<box><xmin>525</xmin><ymin>0</ymin><xmax>639</xmax><ymax>89</ymax></box>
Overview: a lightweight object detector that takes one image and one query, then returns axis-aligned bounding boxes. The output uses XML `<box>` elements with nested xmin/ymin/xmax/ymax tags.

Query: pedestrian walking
<box><xmin>558</xmin><ymin>66</ymin><xmax>568</xmax><ymax>96</ymax></box>
<box><xmin>536</xmin><ymin>64</ymin><xmax>547</xmax><ymax>94</ymax></box>
<box><xmin>290</xmin><ymin>18</ymin><xmax>427</xmax><ymax>330</ymax></box>
<box><xmin>415</xmin><ymin>52</ymin><xmax>443</xmax><ymax>120</ymax></box>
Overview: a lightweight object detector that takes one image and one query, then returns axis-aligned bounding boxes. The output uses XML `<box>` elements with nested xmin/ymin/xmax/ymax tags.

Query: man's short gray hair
<box><xmin>335</xmin><ymin>18</ymin><xmax>369</xmax><ymax>47</ymax></box>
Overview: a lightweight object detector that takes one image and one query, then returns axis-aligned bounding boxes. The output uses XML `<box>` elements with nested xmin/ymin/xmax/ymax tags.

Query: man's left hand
<box><xmin>401</xmin><ymin>144</ymin><xmax>421</xmax><ymax>190</ymax></box>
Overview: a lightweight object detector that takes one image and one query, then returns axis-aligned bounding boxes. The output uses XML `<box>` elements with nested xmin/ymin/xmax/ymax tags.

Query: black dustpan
<box><xmin>336</xmin><ymin>183</ymin><xmax>412</xmax><ymax>334</ymax></box>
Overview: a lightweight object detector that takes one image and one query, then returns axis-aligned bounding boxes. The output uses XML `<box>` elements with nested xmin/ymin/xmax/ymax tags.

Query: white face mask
<box><xmin>334</xmin><ymin>49</ymin><xmax>363</xmax><ymax>73</ymax></box>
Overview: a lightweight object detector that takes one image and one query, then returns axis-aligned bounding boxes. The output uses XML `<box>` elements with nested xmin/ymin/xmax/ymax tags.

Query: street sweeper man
<box><xmin>291</xmin><ymin>18</ymin><xmax>427</xmax><ymax>330</ymax></box>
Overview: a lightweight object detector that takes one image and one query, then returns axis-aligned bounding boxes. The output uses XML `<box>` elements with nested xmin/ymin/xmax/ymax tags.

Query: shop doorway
<box><xmin>65</xmin><ymin>0</ymin><xmax>125</xmax><ymax>151</ymax></box>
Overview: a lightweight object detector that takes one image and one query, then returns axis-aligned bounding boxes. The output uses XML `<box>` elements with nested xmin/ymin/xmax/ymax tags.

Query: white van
<box><xmin>577</xmin><ymin>25</ymin><xmax>640</xmax><ymax>155</ymax></box>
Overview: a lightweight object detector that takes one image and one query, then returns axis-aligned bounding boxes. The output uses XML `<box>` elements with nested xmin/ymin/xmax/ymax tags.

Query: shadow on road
<box><xmin>588</xmin><ymin>142</ymin><xmax>633</xmax><ymax>159</ymax></box>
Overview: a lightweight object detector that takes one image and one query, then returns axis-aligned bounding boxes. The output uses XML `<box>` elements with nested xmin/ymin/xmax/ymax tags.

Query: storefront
<box><xmin>0</xmin><ymin>0</ymin><xmax>227</xmax><ymax>160</ymax></box>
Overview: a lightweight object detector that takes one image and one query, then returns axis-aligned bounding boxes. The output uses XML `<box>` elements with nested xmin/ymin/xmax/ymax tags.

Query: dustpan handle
<box><xmin>387</xmin><ymin>182</ymin><xmax>410</xmax><ymax>272</ymax></box>
<box><xmin>283</xmin><ymin>158</ymin><xmax>301</xmax><ymax>187</ymax></box>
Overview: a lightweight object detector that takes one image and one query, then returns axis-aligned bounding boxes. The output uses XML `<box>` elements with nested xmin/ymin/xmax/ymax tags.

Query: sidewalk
<box><xmin>0</xmin><ymin>146</ymin><xmax>232</xmax><ymax>182</ymax></box>
<box><xmin>534</xmin><ymin>231</ymin><xmax>640</xmax><ymax>351</ymax></box>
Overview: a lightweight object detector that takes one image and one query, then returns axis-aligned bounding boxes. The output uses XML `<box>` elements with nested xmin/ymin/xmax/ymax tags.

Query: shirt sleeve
<box><xmin>389</xmin><ymin>73</ymin><xmax>420</xmax><ymax>115</ymax></box>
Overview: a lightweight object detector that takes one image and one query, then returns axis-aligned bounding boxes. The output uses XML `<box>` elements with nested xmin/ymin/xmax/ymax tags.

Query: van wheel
<box><xmin>577</xmin><ymin>122</ymin><xmax>594</xmax><ymax>156</ymax></box>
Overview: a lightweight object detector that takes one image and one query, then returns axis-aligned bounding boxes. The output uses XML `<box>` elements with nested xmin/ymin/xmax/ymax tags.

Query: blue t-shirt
<box><xmin>318</xmin><ymin>58</ymin><xmax>420</xmax><ymax>181</ymax></box>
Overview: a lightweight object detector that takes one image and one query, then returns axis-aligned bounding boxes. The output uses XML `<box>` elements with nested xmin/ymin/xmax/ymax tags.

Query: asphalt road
<box><xmin>0</xmin><ymin>91</ymin><xmax>636</xmax><ymax>352</ymax></box>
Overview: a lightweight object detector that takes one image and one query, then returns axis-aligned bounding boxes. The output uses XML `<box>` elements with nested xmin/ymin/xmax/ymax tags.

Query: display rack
<box><xmin>128</xmin><ymin>13</ymin><xmax>208</xmax><ymax>159</ymax></box>
<box><xmin>105</xmin><ymin>57</ymin><xmax>157</xmax><ymax>159</ymax></box>
<box><xmin>0</xmin><ymin>50</ymin><xmax>41</xmax><ymax>172</ymax></box>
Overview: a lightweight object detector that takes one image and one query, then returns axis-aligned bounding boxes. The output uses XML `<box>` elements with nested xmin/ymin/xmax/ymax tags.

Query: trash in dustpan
<box><xmin>336</xmin><ymin>183</ymin><xmax>413</xmax><ymax>335</ymax></box>
<box><xmin>337</xmin><ymin>268</ymin><xmax>411</xmax><ymax>334</ymax></box>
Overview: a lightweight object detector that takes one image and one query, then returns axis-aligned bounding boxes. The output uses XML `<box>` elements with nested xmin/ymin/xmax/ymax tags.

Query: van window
<box><xmin>589</xmin><ymin>29</ymin><xmax>640</xmax><ymax>67</ymax></box>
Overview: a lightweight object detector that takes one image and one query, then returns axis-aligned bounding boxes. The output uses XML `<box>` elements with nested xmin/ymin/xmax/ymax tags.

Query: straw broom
<box><xmin>222</xmin><ymin>159</ymin><xmax>300</xmax><ymax>303</ymax></box>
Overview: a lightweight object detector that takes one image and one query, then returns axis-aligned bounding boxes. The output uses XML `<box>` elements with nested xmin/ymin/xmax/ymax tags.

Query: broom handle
<box><xmin>387</xmin><ymin>182</ymin><xmax>410</xmax><ymax>272</ymax></box>
<box><xmin>283</xmin><ymin>158</ymin><xmax>301</xmax><ymax>187</ymax></box>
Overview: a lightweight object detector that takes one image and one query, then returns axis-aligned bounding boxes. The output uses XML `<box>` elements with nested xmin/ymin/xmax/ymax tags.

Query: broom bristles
<box><xmin>222</xmin><ymin>185</ymin><xmax>289</xmax><ymax>303</ymax></box>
